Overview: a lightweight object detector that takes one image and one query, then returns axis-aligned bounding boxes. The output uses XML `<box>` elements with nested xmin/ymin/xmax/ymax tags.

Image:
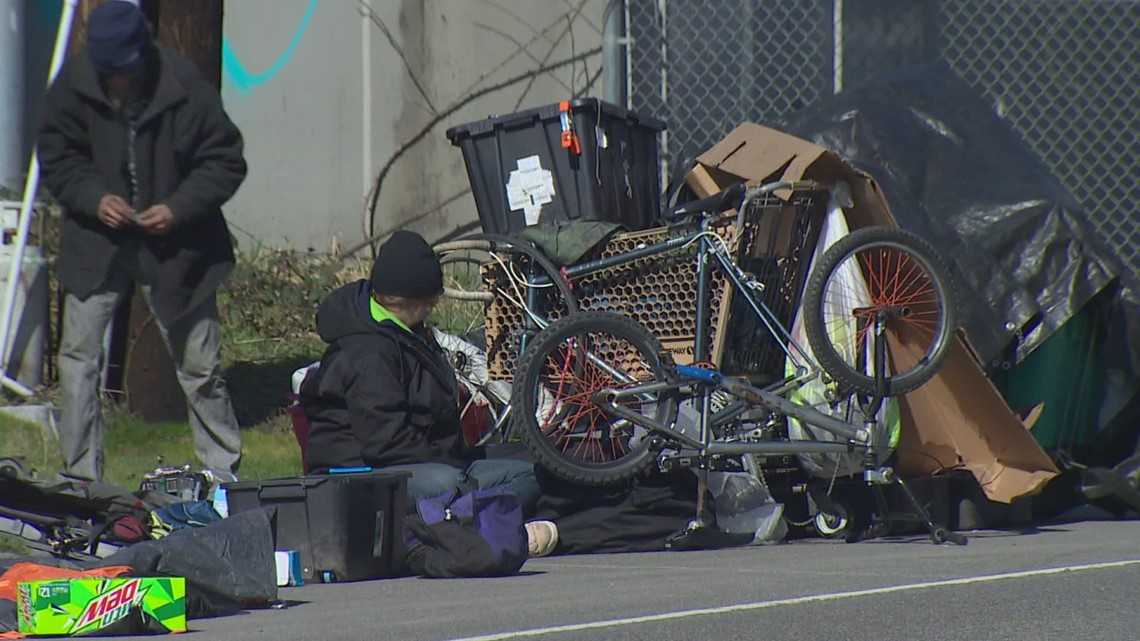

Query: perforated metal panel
<box><xmin>483</xmin><ymin>224</ymin><xmax>738</xmax><ymax>380</ymax></box>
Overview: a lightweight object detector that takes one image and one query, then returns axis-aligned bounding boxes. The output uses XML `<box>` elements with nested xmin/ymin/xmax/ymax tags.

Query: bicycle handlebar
<box><xmin>669</xmin><ymin>183</ymin><xmax>747</xmax><ymax>217</ymax></box>
<box><xmin>748</xmin><ymin>180</ymin><xmax>820</xmax><ymax>196</ymax></box>
<box><xmin>666</xmin><ymin>180</ymin><xmax>822</xmax><ymax>220</ymax></box>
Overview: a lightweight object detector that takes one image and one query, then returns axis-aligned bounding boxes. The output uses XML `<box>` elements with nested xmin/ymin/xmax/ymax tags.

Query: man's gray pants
<box><xmin>57</xmin><ymin>278</ymin><xmax>242</xmax><ymax>482</ymax></box>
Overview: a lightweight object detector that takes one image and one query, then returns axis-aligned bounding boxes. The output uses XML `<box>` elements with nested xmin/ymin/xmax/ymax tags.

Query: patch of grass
<box><xmin>0</xmin><ymin>400</ymin><xmax>302</xmax><ymax>489</ymax></box>
<box><xmin>216</xmin><ymin>246</ymin><xmax>347</xmax><ymax>426</ymax></box>
<box><xmin>221</xmin><ymin>325</ymin><xmax>323</xmax><ymax>427</ymax></box>
<box><xmin>0</xmin><ymin>533</ymin><xmax>30</xmax><ymax>555</ymax></box>
<box><xmin>99</xmin><ymin>409</ymin><xmax>303</xmax><ymax>487</ymax></box>
<box><xmin>430</xmin><ymin>256</ymin><xmax>488</xmax><ymax>336</ymax></box>
<box><xmin>0</xmin><ymin>413</ymin><xmax>60</xmax><ymax>477</ymax></box>
<box><xmin>2</xmin><ymin>235</ymin><xmax>495</xmax><ymax>488</ymax></box>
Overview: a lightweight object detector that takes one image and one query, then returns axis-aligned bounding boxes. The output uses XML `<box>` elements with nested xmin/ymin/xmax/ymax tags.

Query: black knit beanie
<box><xmin>86</xmin><ymin>1</ymin><xmax>151</xmax><ymax>75</ymax></box>
<box><xmin>370</xmin><ymin>230</ymin><xmax>444</xmax><ymax>299</ymax></box>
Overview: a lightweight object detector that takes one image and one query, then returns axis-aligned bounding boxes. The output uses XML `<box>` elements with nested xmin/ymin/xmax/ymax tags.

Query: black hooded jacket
<box><xmin>300</xmin><ymin>280</ymin><xmax>474</xmax><ymax>473</ymax></box>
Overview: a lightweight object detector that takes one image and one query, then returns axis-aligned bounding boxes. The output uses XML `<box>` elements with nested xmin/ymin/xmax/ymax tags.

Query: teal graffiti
<box><xmin>222</xmin><ymin>0</ymin><xmax>320</xmax><ymax>94</ymax></box>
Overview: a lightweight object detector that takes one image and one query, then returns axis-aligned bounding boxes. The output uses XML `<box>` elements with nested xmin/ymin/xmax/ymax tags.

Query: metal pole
<box><xmin>623</xmin><ymin>0</ymin><xmax>632</xmax><ymax>109</ymax></box>
<box><xmin>833</xmin><ymin>0</ymin><xmax>844</xmax><ymax>94</ymax></box>
<box><xmin>0</xmin><ymin>0</ymin><xmax>24</xmax><ymax>192</ymax></box>
<box><xmin>602</xmin><ymin>0</ymin><xmax>624</xmax><ymax>104</ymax></box>
<box><xmin>0</xmin><ymin>0</ymin><xmax>79</xmax><ymax>397</ymax></box>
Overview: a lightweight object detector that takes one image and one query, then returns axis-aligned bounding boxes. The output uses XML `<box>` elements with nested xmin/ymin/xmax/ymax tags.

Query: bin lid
<box><xmin>445</xmin><ymin>97</ymin><xmax>666</xmax><ymax>142</ymax></box>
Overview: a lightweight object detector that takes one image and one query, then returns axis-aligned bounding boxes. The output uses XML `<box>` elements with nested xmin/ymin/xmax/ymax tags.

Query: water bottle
<box><xmin>212</xmin><ymin>485</ymin><xmax>229</xmax><ymax>518</ymax></box>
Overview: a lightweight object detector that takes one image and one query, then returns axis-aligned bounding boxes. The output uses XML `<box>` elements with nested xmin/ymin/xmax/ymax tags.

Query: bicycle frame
<box><xmin>530</xmin><ymin>186</ymin><xmax>822</xmax><ymax>387</ymax></box>
<box><xmin>595</xmin><ymin>365</ymin><xmax>872</xmax><ymax>458</ymax></box>
<box><xmin>529</xmin><ymin>184</ymin><xmax>885</xmax><ymax>461</ymax></box>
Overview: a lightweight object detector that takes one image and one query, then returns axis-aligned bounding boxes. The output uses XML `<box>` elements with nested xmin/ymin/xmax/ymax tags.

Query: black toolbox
<box><xmin>446</xmin><ymin>98</ymin><xmax>666</xmax><ymax>235</ymax></box>
<box><xmin>226</xmin><ymin>471</ymin><xmax>410</xmax><ymax>582</ymax></box>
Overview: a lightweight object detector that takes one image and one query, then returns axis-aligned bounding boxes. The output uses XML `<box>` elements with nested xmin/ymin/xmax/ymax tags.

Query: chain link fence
<box><xmin>627</xmin><ymin>0</ymin><xmax>1139</xmax><ymax>273</ymax></box>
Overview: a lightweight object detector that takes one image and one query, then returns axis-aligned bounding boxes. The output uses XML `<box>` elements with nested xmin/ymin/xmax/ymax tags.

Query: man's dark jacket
<box><xmin>37</xmin><ymin>45</ymin><xmax>246</xmax><ymax>325</ymax></box>
<box><xmin>300</xmin><ymin>280</ymin><xmax>471</xmax><ymax>473</ymax></box>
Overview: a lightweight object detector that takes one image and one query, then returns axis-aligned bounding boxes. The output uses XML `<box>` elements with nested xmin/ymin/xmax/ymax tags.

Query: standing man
<box><xmin>37</xmin><ymin>1</ymin><xmax>246</xmax><ymax>482</ymax></box>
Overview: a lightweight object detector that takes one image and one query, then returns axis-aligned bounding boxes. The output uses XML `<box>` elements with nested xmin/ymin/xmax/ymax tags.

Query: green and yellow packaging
<box><xmin>17</xmin><ymin>577</ymin><xmax>186</xmax><ymax>636</ymax></box>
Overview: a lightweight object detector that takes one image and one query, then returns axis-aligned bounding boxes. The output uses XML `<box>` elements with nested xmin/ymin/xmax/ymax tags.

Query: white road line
<box><xmin>447</xmin><ymin>559</ymin><xmax>1140</xmax><ymax>641</ymax></box>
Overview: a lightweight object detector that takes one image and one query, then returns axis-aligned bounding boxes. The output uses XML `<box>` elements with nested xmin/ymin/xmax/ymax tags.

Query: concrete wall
<box><xmin>221</xmin><ymin>0</ymin><xmax>605</xmax><ymax>252</ymax></box>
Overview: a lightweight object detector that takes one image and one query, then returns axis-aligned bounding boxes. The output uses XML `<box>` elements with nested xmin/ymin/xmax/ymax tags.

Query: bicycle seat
<box><xmin>665</xmin><ymin>183</ymin><xmax>747</xmax><ymax>221</ymax></box>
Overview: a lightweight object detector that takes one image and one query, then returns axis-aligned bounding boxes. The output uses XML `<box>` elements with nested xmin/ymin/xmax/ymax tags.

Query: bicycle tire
<box><xmin>445</xmin><ymin>233</ymin><xmax>580</xmax><ymax>315</ymax></box>
<box><xmin>803</xmin><ymin>226</ymin><xmax>957</xmax><ymax>396</ymax></box>
<box><xmin>513</xmin><ymin>311</ymin><xmax>679</xmax><ymax>486</ymax></box>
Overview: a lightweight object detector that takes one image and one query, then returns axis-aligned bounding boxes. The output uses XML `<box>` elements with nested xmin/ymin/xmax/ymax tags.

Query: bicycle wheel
<box><xmin>803</xmin><ymin>226</ymin><xmax>957</xmax><ymax>396</ymax></box>
<box><xmin>434</xmin><ymin>235</ymin><xmax>580</xmax><ymax>392</ymax></box>
<box><xmin>433</xmin><ymin>252</ymin><xmax>492</xmax><ymax>336</ymax></box>
<box><xmin>434</xmin><ymin>234</ymin><xmax>579</xmax><ymax>325</ymax></box>
<box><xmin>513</xmin><ymin>311</ymin><xmax>679</xmax><ymax>486</ymax></box>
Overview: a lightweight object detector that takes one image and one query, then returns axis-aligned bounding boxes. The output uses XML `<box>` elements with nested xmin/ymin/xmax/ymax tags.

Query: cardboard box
<box><xmin>17</xmin><ymin>577</ymin><xmax>186</xmax><ymax>636</ymax></box>
<box><xmin>686</xmin><ymin>122</ymin><xmax>1059</xmax><ymax>503</ymax></box>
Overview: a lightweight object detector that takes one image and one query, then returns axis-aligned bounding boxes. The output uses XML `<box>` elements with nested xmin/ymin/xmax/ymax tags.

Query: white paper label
<box><xmin>506</xmin><ymin>155</ymin><xmax>555</xmax><ymax>226</ymax></box>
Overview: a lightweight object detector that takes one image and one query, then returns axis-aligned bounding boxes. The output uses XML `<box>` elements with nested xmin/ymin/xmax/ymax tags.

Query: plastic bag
<box><xmin>785</xmin><ymin>187</ymin><xmax>900</xmax><ymax>479</ymax></box>
<box><xmin>707</xmin><ymin>471</ymin><xmax>787</xmax><ymax>544</ymax></box>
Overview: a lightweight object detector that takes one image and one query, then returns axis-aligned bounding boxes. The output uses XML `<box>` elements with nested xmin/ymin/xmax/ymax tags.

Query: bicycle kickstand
<box><xmin>892</xmin><ymin>473</ymin><xmax>968</xmax><ymax>546</ymax></box>
<box><xmin>853</xmin><ymin>313</ymin><xmax>967</xmax><ymax>546</ymax></box>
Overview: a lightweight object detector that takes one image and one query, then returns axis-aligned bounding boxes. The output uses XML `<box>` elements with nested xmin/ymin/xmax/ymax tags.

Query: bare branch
<box><xmin>512</xmin><ymin>0</ymin><xmax>591</xmax><ymax>111</ymax></box>
<box><xmin>573</xmin><ymin>64</ymin><xmax>604</xmax><ymax>100</ymax></box>
<box><xmin>360</xmin><ymin>1</ymin><xmax>438</xmax><ymax>116</ymax></box>
<box><xmin>362</xmin><ymin>4</ymin><xmax>600</xmax><ymax>244</ymax></box>
<box><xmin>477</xmin><ymin>0</ymin><xmax>550</xmax><ymax>43</ymax></box>
<box><xmin>360</xmin><ymin>47</ymin><xmax>601</xmax><ymax>254</ymax></box>
<box><xmin>343</xmin><ymin>187</ymin><xmax>472</xmax><ymax>258</ymax></box>
<box><xmin>474</xmin><ymin>21</ymin><xmax>575</xmax><ymax>94</ymax></box>
<box><xmin>564</xmin><ymin>0</ymin><xmax>604</xmax><ymax>35</ymax></box>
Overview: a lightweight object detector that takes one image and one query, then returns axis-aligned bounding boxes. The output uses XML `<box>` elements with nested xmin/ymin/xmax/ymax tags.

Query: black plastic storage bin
<box><xmin>226</xmin><ymin>471</ymin><xmax>410</xmax><ymax>583</ymax></box>
<box><xmin>446</xmin><ymin>98</ymin><xmax>666</xmax><ymax>235</ymax></box>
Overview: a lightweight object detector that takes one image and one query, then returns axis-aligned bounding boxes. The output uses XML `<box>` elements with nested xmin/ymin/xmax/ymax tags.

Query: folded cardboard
<box><xmin>686</xmin><ymin>122</ymin><xmax>1059</xmax><ymax>503</ymax></box>
<box><xmin>17</xmin><ymin>577</ymin><xmax>186</xmax><ymax>636</ymax></box>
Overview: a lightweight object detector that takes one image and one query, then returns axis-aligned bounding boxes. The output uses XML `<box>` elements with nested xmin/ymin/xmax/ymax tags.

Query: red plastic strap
<box><xmin>558</xmin><ymin>101</ymin><xmax>581</xmax><ymax>155</ymax></box>
<box><xmin>560</xmin><ymin>131</ymin><xmax>581</xmax><ymax>154</ymax></box>
<box><xmin>560</xmin><ymin>266</ymin><xmax>574</xmax><ymax>290</ymax></box>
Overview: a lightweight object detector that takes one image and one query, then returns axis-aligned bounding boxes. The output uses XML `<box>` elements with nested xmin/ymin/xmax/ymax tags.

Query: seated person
<box><xmin>299</xmin><ymin>230</ymin><xmax>556</xmax><ymax>556</ymax></box>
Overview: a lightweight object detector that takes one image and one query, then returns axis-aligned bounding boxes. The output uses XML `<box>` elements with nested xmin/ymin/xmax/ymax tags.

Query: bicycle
<box><xmin>431</xmin><ymin>231</ymin><xmax>580</xmax><ymax>445</ymax></box>
<box><xmin>437</xmin><ymin>181</ymin><xmax>963</xmax><ymax>543</ymax></box>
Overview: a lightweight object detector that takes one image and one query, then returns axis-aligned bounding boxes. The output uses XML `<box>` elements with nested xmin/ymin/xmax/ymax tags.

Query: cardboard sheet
<box><xmin>686</xmin><ymin>123</ymin><xmax>1059</xmax><ymax>503</ymax></box>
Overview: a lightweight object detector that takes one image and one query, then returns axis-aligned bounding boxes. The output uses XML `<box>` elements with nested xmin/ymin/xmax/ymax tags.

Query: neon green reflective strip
<box><xmin>369</xmin><ymin>297</ymin><xmax>413</xmax><ymax>334</ymax></box>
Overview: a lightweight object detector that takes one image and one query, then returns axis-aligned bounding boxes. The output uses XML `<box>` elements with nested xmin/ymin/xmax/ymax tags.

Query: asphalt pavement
<box><xmin>162</xmin><ymin>518</ymin><xmax>1140</xmax><ymax>641</ymax></box>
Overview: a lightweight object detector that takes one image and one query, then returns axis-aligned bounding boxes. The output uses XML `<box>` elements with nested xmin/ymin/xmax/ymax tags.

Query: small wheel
<box><xmin>0</xmin><ymin>457</ymin><xmax>28</xmax><ymax>480</ymax></box>
<box><xmin>803</xmin><ymin>226</ymin><xmax>957</xmax><ymax>396</ymax></box>
<box><xmin>813</xmin><ymin>502</ymin><xmax>851</xmax><ymax>538</ymax></box>
<box><xmin>513</xmin><ymin>311</ymin><xmax>679</xmax><ymax>486</ymax></box>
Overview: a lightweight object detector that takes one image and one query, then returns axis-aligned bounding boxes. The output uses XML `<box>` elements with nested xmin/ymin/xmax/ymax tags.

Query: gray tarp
<box><xmin>774</xmin><ymin>65</ymin><xmax>1139</xmax><ymax>375</ymax></box>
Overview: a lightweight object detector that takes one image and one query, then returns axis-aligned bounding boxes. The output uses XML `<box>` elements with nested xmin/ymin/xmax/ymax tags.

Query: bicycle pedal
<box><xmin>863</xmin><ymin>467</ymin><xmax>893</xmax><ymax>484</ymax></box>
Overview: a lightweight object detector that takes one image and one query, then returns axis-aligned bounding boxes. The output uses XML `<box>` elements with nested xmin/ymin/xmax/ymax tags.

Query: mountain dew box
<box><xmin>17</xmin><ymin>577</ymin><xmax>186</xmax><ymax>636</ymax></box>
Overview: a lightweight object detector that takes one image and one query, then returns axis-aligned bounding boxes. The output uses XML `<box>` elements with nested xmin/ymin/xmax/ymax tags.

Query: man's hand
<box><xmin>135</xmin><ymin>204</ymin><xmax>175</xmax><ymax>235</ymax></box>
<box><xmin>97</xmin><ymin>194</ymin><xmax>134</xmax><ymax>229</ymax></box>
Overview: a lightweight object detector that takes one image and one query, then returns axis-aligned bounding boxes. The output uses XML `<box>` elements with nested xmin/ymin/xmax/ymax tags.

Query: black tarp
<box><xmin>773</xmin><ymin>64</ymin><xmax>1139</xmax><ymax>375</ymax></box>
<box><xmin>88</xmin><ymin>507</ymin><xmax>278</xmax><ymax>616</ymax></box>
